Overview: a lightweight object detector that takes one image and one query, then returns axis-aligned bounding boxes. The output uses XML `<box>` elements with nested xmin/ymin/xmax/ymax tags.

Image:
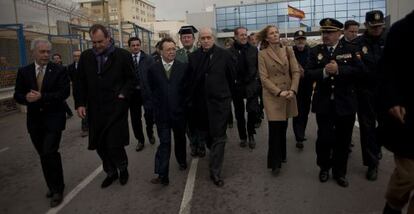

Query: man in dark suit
<box><xmin>228</xmin><ymin>27</ymin><xmax>259</xmax><ymax>149</ymax></box>
<box><xmin>14</xmin><ymin>38</ymin><xmax>70</xmax><ymax>207</ymax></box>
<box><xmin>67</xmin><ymin>50</ymin><xmax>88</xmax><ymax>137</ymax></box>
<box><xmin>307</xmin><ymin>18</ymin><xmax>362</xmax><ymax>188</ymax></box>
<box><xmin>74</xmin><ymin>24</ymin><xmax>136</xmax><ymax>188</ymax></box>
<box><xmin>127</xmin><ymin>37</ymin><xmax>155</xmax><ymax>152</ymax></box>
<box><xmin>147</xmin><ymin>38</ymin><xmax>188</xmax><ymax>186</ymax></box>
<box><xmin>52</xmin><ymin>53</ymin><xmax>73</xmax><ymax>119</ymax></box>
<box><xmin>187</xmin><ymin>27</ymin><xmax>236</xmax><ymax>187</ymax></box>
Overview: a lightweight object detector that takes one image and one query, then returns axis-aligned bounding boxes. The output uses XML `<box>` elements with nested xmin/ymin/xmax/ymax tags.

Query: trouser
<box><xmin>155</xmin><ymin>124</ymin><xmax>187</xmax><ymax>178</ymax></box>
<box><xmin>385</xmin><ymin>155</ymin><xmax>414</xmax><ymax>213</ymax></box>
<box><xmin>30</xmin><ymin>129</ymin><xmax>65</xmax><ymax>194</ymax></box>
<box><xmin>267</xmin><ymin>121</ymin><xmax>288</xmax><ymax>169</ymax></box>
<box><xmin>293</xmin><ymin>79</ymin><xmax>312</xmax><ymax>142</ymax></box>
<box><xmin>315</xmin><ymin>110</ymin><xmax>355</xmax><ymax>178</ymax></box>
<box><xmin>357</xmin><ymin>89</ymin><xmax>380</xmax><ymax>167</ymax></box>
<box><xmin>81</xmin><ymin>109</ymin><xmax>88</xmax><ymax>131</ymax></box>
<box><xmin>233</xmin><ymin>95</ymin><xmax>257</xmax><ymax>140</ymax></box>
<box><xmin>129</xmin><ymin>89</ymin><xmax>154</xmax><ymax>143</ymax></box>
<box><xmin>64</xmin><ymin>101</ymin><xmax>73</xmax><ymax>116</ymax></box>
<box><xmin>96</xmin><ymin>144</ymin><xmax>128</xmax><ymax>177</ymax></box>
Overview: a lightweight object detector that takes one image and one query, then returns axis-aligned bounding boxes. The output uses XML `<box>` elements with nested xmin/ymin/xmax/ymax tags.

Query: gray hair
<box><xmin>30</xmin><ymin>37</ymin><xmax>52</xmax><ymax>51</ymax></box>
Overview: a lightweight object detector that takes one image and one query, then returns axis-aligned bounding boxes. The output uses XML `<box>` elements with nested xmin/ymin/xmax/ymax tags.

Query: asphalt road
<box><xmin>0</xmin><ymin>98</ymin><xmax>397</xmax><ymax>214</ymax></box>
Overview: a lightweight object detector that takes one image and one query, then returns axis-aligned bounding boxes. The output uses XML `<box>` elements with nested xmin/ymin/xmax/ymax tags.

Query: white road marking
<box><xmin>179</xmin><ymin>158</ymin><xmax>199</xmax><ymax>214</ymax></box>
<box><xmin>45</xmin><ymin>165</ymin><xmax>103</xmax><ymax>214</ymax></box>
<box><xmin>0</xmin><ymin>147</ymin><xmax>9</xmax><ymax>153</ymax></box>
<box><xmin>354</xmin><ymin>121</ymin><xmax>359</xmax><ymax>128</ymax></box>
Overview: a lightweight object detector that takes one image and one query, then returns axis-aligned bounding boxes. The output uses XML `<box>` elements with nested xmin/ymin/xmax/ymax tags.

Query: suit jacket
<box><xmin>14</xmin><ymin>62</ymin><xmax>70</xmax><ymax>132</ymax></box>
<box><xmin>187</xmin><ymin>45</ymin><xmax>236</xmax><ymax>138</ymax></box>
<box><xmin>147</xmin><ymin>59</ymin><xmax>188</xmax><ymax>128</ymax></box>
<box><xmin>306</xmin><ymin>40</ymin><xmax>362</xmax><ymax>116</ymax></box>
<box><xmin>258</xmin><ymin>45</ymin><xmax>300</xmax><ymax>121</ymax></box>
<box><xmin>133</xmin><ymin>51</ymin><xmax>154</xmax><ymax>108</ymax></box>
<box><xmin>74</xmin><ymin>47</ymin><xmax>136</xmax><ymax>150</ymax></box>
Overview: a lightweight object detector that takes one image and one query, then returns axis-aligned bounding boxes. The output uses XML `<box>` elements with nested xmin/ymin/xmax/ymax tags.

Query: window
<box><xmin>267</xmin><ymin>3</ymin><xmax>277</xmax><ymax>10</ymax></box>
<box><xmin>246</xmin><ymin>5</ymin><xmax>256</xmax><ymax>12</ymax></box>
<box><xmin>324</xmin><ymin>5</ymin><xmax>335</xmax><ymax>12</ymax></box>
<box><xmin>348</xmin><ymin>10</ymin><xmax>359</xmax><ymax>19</ymax></box>
<box><xmin>257</xmin><ymin>10</ymin><xmax>266</xmax><ymax>17</ymax></box>
<box><xmin>257</xmin><ymin>4</ymin><xmax>266</xmax><ymax>11</ymax></box>
<box><xmin>246</xmin><ymin>12</ymin><xmax>256</xmax><ymax>18</ymax></box>
<box><xmin>336</xmin><ymin>11</ymin><xmax>347</xmax><ymax>18</ymax></box>
<box><xmin>216</xmin><ymin>8</ymin><xmax>225</xmax><ymax>14</ymax></box>
<box><xmin>246</xmin><ymin>24</ymin><xmax>257</xmax><ymax>30</ymax></box>
<box><xmin>247</xmin><ymin>18</ymin><xmax>256</xmax><ymax>24</ymax></box>
<box><xmin>373</xmin><ymin>1</ymin><xmax>385</xmax><ymax>8</ymax></box>
<box><xmin>267</xmin><ymin>9</ymin><xmax>277</xmax><ymax>16</ymax></box>
<box><xmin>300</xmin><ymin>0</ymin><xmax>311</xmax><ymax>7</ymax></box>
<box><xmin>217</xmin><ymin>14</ymin><xmax>226</xmax><ymax>20</ymax></box>
<box><xmin>227</xmin><ymin>13</ymin><xmax>236</xmax><ymax>19</ymax></box>
<box><xmin>267</xmin><ymin>16</ymin><xmax>277</xmax><ymax>23</ymax></box>
<box><xmin>348</xmin><ymin>3</ymin><xmax>359</xmax><ymax>10</ymax></box>
<box><xmin>360</xmin><ymin>2</ymin><xmax>370</xmax><ymax>9</ymax></box>
<box><xmin>257</xmin><ymin>17</ymin><xmax>267</xmax><ymax>24</ymax></box>
<box><xmin>335</xmin><ymin>3</ymin><xmax>346</xmax><ymax>10</ymax></box>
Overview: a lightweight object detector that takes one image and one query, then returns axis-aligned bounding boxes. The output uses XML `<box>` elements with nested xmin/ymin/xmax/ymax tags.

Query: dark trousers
<box><xmin>315</xmin><ymin>110</ymin><xmax>355</xmax><ymax>178</ymax></box>
<box><xmin>228</xmin><ymin>101</ymin><xmax>233</xmax><ymax>125</ymax></box>
<box><xmin>293</xmin><ymin>79</ymin><xmax>312</xmax><ymax>141</ymax></box>
<box><xmin>129</xmin><ymin>89</ymin><xmax>154</xmax><ymax>143</ymax></box>
<box><xmin>97</xmin><ymin>145</ymin><xmax>128</xmax><ymax>177</ymax></box>
<box><xmin>64</xmin><ymin>101</ymin><xmax>73</xmax><ymax>116</ymax></box>
<box><xmin>233</xmin><ymin>95</ymin><xmax>257</xmax><ymax>140</ymax></box>
<box><xmin>267</xmin><ymin>121</ymin><xmax>288</xmax><ymax>169</ymax></box>
<box><xmin>81</xmin><ymin>110</ymin><xmax>88</xmax><ymax>131</ymax></box>
<box><xmin>29</xmin><ymin>129</ymin><xmax>65</xmax><ymax>194</ymax></box>
<box><xmin>357</xmin><ymin>90</ymin><xmax>380</xmax><ymax>167</ymax></box>
<box><xmin>155</xmin><ymin>124</ymin><xmax>187</xmax><ymax>178</ymax></box>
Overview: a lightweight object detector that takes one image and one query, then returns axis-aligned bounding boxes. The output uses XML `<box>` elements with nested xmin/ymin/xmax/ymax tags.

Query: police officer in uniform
<box><xmin>307</xmin><ymin>18</ymin><xmax>362</xmax><ymax>187</ymax></box>
<box><xmin>176</xmin><ymin>25</ymin><xmax>198</xmax><ymax>63</ymax></box>
<box><xmin>292</xmin><ymin>30</ymin><xmax>312</xmax><ymax>149</ymax></box>
<box><xmin>354</xmin><ymin>10</ymin><xmax>386</xmax><ymax>181</ymax></box>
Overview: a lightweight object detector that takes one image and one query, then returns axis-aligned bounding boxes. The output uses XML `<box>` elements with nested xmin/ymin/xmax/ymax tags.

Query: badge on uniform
<box><xmin>317</xmin><ymin>53</ymin><xmax>323</xmax><ymax>60</ymax></box>
<box><xmin>362</xmin><ymin>46</ymin><xmax>368</xmax><ymax>54</ymax></box>
<box><xmin>336</xmin><ymin>53</ymin><xmax>352</xmax><ymax>60</ymax></box>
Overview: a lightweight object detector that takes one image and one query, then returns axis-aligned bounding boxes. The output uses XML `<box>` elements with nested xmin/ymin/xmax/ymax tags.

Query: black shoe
<box><xmin>198</xmin><ymin>146</ymin><xmax>206</xmax><ymax>158</ymax></box>
<box><xmin>149</xmin><ymin>136</ymin><xmax>156</xmax><ymax>145</ymax></box>
<box><xmin>210</xmin><ymin>175</ymin><xmax>224</xmax><ymax>187</ymax></box>
<box><xmin>366</xmin><ymin>166</ymin><xmax>378</xmax><ymax>181</ymax></box>
<box><xmin>135</xmin><ymin>143</ymin><xmax>144</xmax><ymax>152</ymax></box>
<box><xmin>179</xmin><ymin>163</ymin><xmax>187</xmax><ymax>171</ymax></box>
<box><xmin>319</xmin><ymin>170</ymin><xmax>329</xmax><ymax>182</ymax></box>
<box><xmin>248</xmin><ymin>135</ymin><xmax>256</xmax><ymax>149</ymax></box>
<box><xmin>334</xmin><ymin>176</ymin><xmax>349</xmax><ymax>187</ymax></box>
<box><xmin>119</xmin><ymin>169</ymin><xmax>129</xmax><ymax>185</ymax></box>
<box><xmin>151</xmin><ymin>176</ymin><xmax>169</xmax><ymax>186</ymax></box>
<box><xmin>46</xmin><ymin>190</ymin><xmax>53</xmax><ymax>198</ymax></box>
<box><xmin>296</xmin><ymin>141</ymin><xmax>304</xmax><ymax>149</ymax></box>
<box><xmin>240</xmin><ymin>139</ymin><xmax>247</xmax><ymax>148</ymax></box>
<box><xmin>50</xmin><ymin>193</ymin><xmax>63</xmax><ymax>208</ymax></box>
<box><xmin>101</xmin><ymin>174</ymin><xmax>118</xmax><ymax>188</ymax></box>
<box><xmin>383</xmin><ymin>203</ymin><xmax>402</xmax><ymax>214</ymax></box>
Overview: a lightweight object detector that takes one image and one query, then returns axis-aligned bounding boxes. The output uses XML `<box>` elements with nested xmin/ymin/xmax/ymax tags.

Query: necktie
<box><xmin>37</xmin><ymin>66</ymin><xmax>44</xmax><ymax>91</ymax></box>
<box><xmin>328</xmin><ymin>47</ymin><xmax>334</xmax><ymax>56</ymax></box>
<box><xmin>164</xmin><ymin>63</ymin><xmax>171</xmax><ymax>79</ymax></box>
<box><xmin>133</xmin><ymin>54</ymin><xmax>139</xmax><ymax>69</ymax></box>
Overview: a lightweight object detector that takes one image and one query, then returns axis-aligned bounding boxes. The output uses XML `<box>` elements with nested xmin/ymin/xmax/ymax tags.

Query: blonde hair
<box><xmin>257</xmin><ymin>25</ymin><xmax>278</xmax><ymax>49</ymax></box>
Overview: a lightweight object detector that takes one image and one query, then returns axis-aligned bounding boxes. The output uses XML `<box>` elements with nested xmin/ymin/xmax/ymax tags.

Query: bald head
<box><xmin>199</xmin><ymin>27</ymin><xmax>215</xmax><ymax>51</ymax></box>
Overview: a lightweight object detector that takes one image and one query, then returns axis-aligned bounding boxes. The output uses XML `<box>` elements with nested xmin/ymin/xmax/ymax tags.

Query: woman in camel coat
<box><xmin>257</xmin><ymin>25</ymin><xmax>300</xmax><ymax>174</ymax></box>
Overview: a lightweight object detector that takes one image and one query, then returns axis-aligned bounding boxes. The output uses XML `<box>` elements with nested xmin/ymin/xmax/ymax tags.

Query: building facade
<box><xmin>215</xmin><ymin>0</ymin><xmax>387</xmax><ymax>33</ymax></box>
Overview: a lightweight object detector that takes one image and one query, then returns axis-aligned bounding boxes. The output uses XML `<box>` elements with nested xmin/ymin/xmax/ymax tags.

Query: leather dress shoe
<box><xmin>366</xmin><ymin>166</ymin><xmax>378</xmax><ymax>181</ymax></box>
<box><xmin>151</xmin><ymin>176</ymin><xmax>169</xmax><ymax>186</ymax></box>
<box><xmin>240</xmin><ymin>139</ymin><xmax>247</xmax><ymax>148</ymax></box>
<box><xmin>210</xmin><ymin>175</ymin><xmax>224</xmax><ymax>187</ymax></box>
<box><xmin>101</xmin><ymin>174</ymin><xmax>118</xmax><ymax>188</ymax></box>
<box><xmin>296</xmin><ymin>141</ymin><xmax>304</xmax><ymax>149</ymax></box>
<box><xmin>50</xmin><ymin>193</ymin><xmax>63</xmax><ymax>207</ymax></box>
<box><xmin>334</xmin><ymin>176</ymin><xmax>349</xmax><ymax>187</ymax></box>
<box><xmin>119</xmin><ymin>169</ymin><xmax>129</xmax><ymax>185</ymax></box>
<box><xmin>179</xmin><ymin>163</ymin><xmax>187</xmax><ymax>171</ymax></box>
<box><xmin>248</xmin><ymin>135</ymin><xmax>256</xmax><ymax>149</ymax></box>
<box><xmin>319</xmin><ymin>170</ymin><xmax>329</xmax><ymax>182</ymax></box>
<box><xmin>135</xmin><ymin>142</ymin><xmax>144</xmax><ymax>152</ymax></box>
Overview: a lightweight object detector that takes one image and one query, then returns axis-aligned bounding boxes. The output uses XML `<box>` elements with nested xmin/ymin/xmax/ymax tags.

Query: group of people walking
<box><xmin>13</xmin><ymin>7</ymin><xmax>413</xmax><ymax>213</ymax></box>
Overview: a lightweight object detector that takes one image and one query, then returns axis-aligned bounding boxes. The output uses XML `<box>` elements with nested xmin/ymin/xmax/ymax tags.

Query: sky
<box><xmin>150</xmin><ymin>0</ymin><xmax>265</xmax><ymax>20</ymax></box>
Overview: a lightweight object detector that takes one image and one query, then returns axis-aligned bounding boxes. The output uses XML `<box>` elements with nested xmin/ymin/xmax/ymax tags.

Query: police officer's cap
<box><xmin>365</xmin><ymin>10</ymin><xmax>385</xmax><ymax>27</ymax></box>
<box><xmin>319</xmin><ymin>18</ymin><xmax>343</xmax><ymax>32</ymax></box>
<box><xmin>178</xmin><ymin>25</ymin><xmax>198</xmax><ymax>35</ymax></box>
<box><xmin>294</xmin><ymin>30</ymin><xmax>306</xmax><ymax>40</ymax></box>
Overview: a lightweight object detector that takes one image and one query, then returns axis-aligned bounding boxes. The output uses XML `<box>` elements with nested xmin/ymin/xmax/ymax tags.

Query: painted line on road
<box><xmin>179</xmin><ymin>158</ymin><xmax>199</xmax><ymax>214</ymax></box>
<box><xmin>45</xmin><ymin>165</ymin><xmax>103</xmax><ymax>214</ymax></box>
<box><xmin>0</xmin><ymin>147</ymin><xmax>9</xmax><ymax>153</ymax></box>
<box><xmin>354</xmin><ymin>121</ymin><xmax>359</xmax><ymax>128</ymax></box>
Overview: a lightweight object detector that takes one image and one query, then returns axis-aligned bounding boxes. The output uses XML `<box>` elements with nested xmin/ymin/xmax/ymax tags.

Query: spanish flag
<box><xmin>288</xmin><ymin>5</ymin><xmax>305</xmax><ymax>19</ymax></box>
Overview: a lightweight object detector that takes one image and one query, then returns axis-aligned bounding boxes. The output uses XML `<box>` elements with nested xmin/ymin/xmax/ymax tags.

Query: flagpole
<box><xmin>285</xmin><ymin>0</ymin><xmax>288</xmax><ymax>39</ymax></box>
